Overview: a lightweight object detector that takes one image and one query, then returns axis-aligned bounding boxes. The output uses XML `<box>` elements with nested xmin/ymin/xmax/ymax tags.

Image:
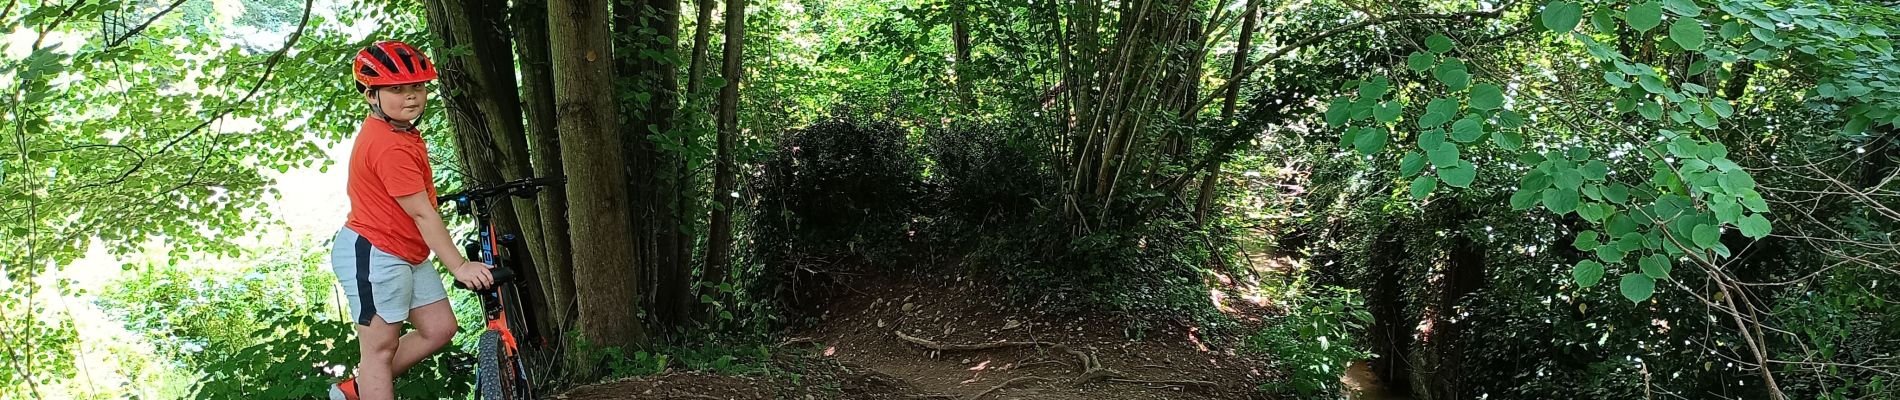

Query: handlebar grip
<box><xmin>453</xmin><ymin>266</ymin><xmax>517</xmax><ymax>291</ymax></box>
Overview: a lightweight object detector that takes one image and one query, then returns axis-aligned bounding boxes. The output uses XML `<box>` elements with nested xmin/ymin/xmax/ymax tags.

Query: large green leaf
<box><xmin>1408</xmin><ymin>52</ymin><xmax>1437</xmax><ymax>72</ymax></box>
<box><xmin>1671</xmin><ymin>18</ymin><xmax>1707</xmax><ymax>51</ymax></box>
<box><xmin>1354</xmin><ymin>127</ymin><xmax>1389</xmax><ymax>156</ymax></box>
<box><xmin>1738</xmin><ymin>214</ymin><xmax>1772</xmax><ymax>238</ymax></box>
<box><xmin>1620</xmin><ymin>274</ymin><xmax>1656</xmax><ymax>302</ymax></box>
<box><xmin>1451</xmin><ymin>116</ymin><xmax>1486</xmax><ymax>142</ymax></box>
<box><xmin>1492</xmin><ymin>130</ymin><xmax>1523</xmax><ymax>151</ymax></box>
<box><xmin>1469</xmin><ymin>84</ymin><xmax>1504</xmax><ymax>110</ymax></box>
<box><xmin>1439</xmin><ymin>161</ymin><xmax>1477</xmax><ymax>188</ymax></box>
<box><xmin>1625</xmin><ymin>2</ymin><xmax>1664</xmax><ymax>32</ymax></box>
<box><xmin>1400</xmin><ymin>151</ymin><xmax>1427</xmax><ymax>177</ymax></box>
<box><xmin>1574</xmin><ymin>260</ymin><xmax>1606</xmax><ymax>288</ymax></box>
<box><xmin>1544</xmin><ymin>188</ymin><xmax>1581</xmax><ymax>215</ymax></box>
<box><xmin>1410</xmin><ymin>176</ymin><xmax>1438</xmax><ymax>200</ymax></box>
<box><xmin>1429</xmin><ymin>144</ymin><xmax>1462</xmax><ymax>167</ymax></box>
<box><xmin>1426</xmin><ymin>34</ymin><xmax>1456</xmax><ymax>54</ymax></box>
<box><xmin>1574</xmin><ymin>230</ymin><xmax>1602</xmax><ymax>251</ymax></box>
<box><xmin>1692</xmin><ymin>224</ymin><xmax>1722</xmax><ymax>249</ymax></box>
<box><xmin>1662</xmin><ymin>0</ymin><xmax>1700</xmax><ymax>16</ymax></box>
<box><xmin>1542</xmin><ymin>1</ymin><xmax>1584</xmax><ymax>32</ymax></box>
<box><xmin>1434</xmin><ymin>58</ymin><xmax>1471</xmax><ymax>90</ymax></box>
<box><xmin>1640</xmin><ymin>254</ymin><xmax>1672</xmax><ymax>279</ymax></box>
<box><xmin>1375</xmin><ymin>100</ymin><xmax>1403</xmax><ymax>123</ymax></box>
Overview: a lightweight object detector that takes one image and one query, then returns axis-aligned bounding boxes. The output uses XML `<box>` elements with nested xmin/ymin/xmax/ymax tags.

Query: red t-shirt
<box><xmin>343</xmin><ymin>116</ymin><xmax>437</xmax><ymax>265</ymax></box>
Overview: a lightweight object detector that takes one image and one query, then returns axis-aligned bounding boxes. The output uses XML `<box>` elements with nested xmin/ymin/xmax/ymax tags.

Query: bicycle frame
<box><xmin>438</xmin><ymin>176</ymin><xmax>562</xmax><ymax>399</ymax></box>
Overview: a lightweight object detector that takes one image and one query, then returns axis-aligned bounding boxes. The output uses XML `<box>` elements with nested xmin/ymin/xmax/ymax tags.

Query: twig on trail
<box><xmin>1138</xmin><ymin>364</ymin><xmax>1172</xmax><ymax>370</ymax></box>
<box><xmin>1106</xmin><ymin>377</ymin><xmax>1218</xmax><ymax>389</ymax></box>
<box><xmin>1009</xmin><ymin>360</ymin><xmax>1068</xmax><ymax>371</ymax></box>
<box><xmin>966</xmin><ymin>376</ymin><xmax>1047</xmax><ymax>400</ymax></box>
<box><xmin>895</xmin><ymin>331</ymin><xmax>1056</xmax><ymax>351</ymax></box>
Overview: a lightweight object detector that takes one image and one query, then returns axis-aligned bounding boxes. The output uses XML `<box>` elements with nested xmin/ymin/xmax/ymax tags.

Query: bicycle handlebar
<box><xmin>453</xmin><ymin>265</ymin><xmax>518</xmax><ymax>291</ymax></box>
<box><xmin>436</xmin><ymin>176</ymin><xmax>566</xmax><ymax>205</ymax></box>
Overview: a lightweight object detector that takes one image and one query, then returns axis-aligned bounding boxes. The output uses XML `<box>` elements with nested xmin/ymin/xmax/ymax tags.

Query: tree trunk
<box><xmin>703</xmin><ymin>0</ymin><xmax>745</xmax><ymax>321</ymax></box>
<box><xmin>1197</xmin><ymin>0</ymin><xmax>1258</xmax><ymax>226</ymax></box>
<box><xmin>550</xmin><ymin>0</ymin><xmax>648</xmax><ymax>350</ymax></box>
<box><xmin>616</xmin><ymin>0</ymin><xmax>691</xmax><ymax>330</ymax></box>
<box><xmin>686</xmin><ymin>0</ymin><xmax>717</xmax><ymax>97</ymax></box>
<box><xmin>951</xmin><ymin>0</ymin><xmax>975</xmax><ymax>110</ymax></box>
<box><xmin>423</xmin><ymin>0</ymin><xmax>558</xmax><ymax>338</ymax></box>
<box><xmin>511</xmin><ymin>0</ymin><xmax>577</xmax><ymax>331</ymax></box>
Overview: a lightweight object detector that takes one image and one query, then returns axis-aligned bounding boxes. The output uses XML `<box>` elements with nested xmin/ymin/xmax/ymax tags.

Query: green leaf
<box><xmin>1400</xmin><ymin>151</ymin><xmax>1427</xmax><ymax>177</ymax></box>
<box><xmin>1420</xmin><ymin>129</ymin><xmax>1448</xmax><ymax>151</ymax></box>
<box><xmin>1451</xmin><ymin>116</ymin><xmax>1486</xmax><ymax>142</ymax></box>
<box><xmin>1359</xmin><ymin>78</ymin><xmax>1391</xmax><ymax>100</ymax></box>
<box><xmin>1625</xmin><ymin>2</ymin><xmax>1664</xmax><ymax>32</ymax></box>
<box><xmin>1621</xmin><ymin>274</ymin><xmax>1656</xmax><ymax>302</ymax></box>
<box><xmin>1425</xmin><ymin>34</ymin><xmax>1456</xmax><ymax>54</ymax></box>
<box><xmin>1407</xmin><ymin>52</ymin><xmax>1437</xmax><ymax>72</ymax></box>
<box><xmin>1619</xmin><ymin>232</ymin><xmax>1647</xmax><ymax>252</ymax></box>
<box><xmin>1542</xmin><ymin>1</ymin><xmax>1584</xmax><ymax>32</ymax></box>
<box><xmin>1325</xmin><ymin>97</ymin><xmax>1351</xmax><ymax>127</ymax></box>
<box><xmin>1354</xmin><ymin>127</ymin><xmax>1389</xmax><ymax>156</ymax></box>
<box><xmin>1741</xmin><ymin>191</ymin><xmax>1769</xmax><ymax>212</ymax></box>
<box><xmin>1574</xmin><ymin>260</ymin><xmax>1606</xmax><ymax>288</ymax></box>
<box><xmin>1555</xmin><ymin>168</ymin><xmax>1585</xmax><ymax>190</ymax></box>
<box><xmin>1581</xmin><ymin>160</ymin><xmax>1610</xmax><ymax>181</ymax></box>
<box><xmin>1544</xmin><ymin>188</ymin><xmax>1581</xmax><ymax>215</ymax></box>
<box><xmin>1592</xmin><ymin>7</ymin><xmax>1617</xmax><ymax>33</ymax></box>
<box><xmin>1604</xmin><ymin>72</ymin><xmax>1633</xmax><ymax>88</ymax></box>
<box><xmin>1638</xmin><ymin>102</ymin><xmax>1664</xmax><ymax>120</ymax></box>
<box><xmin>1640</xmin><ymin>254</ymin><xmax>1672</xmax><ymax>279</ymax></box>
<box><xmin>1603</xmin><ymin>183</ymin><xmax>1631</xmax><ymax>204</ymax></box>
<box><xmin>1738</xmin><ymin>214</ymin><xmax>1772</xmax><ymax>238</ymax></box>
<box><xmin>1670</xmin><ymin>19</ymin><xmax>1707</xmax><ymax>51</ymax></box>
<box><xmin>1598</xmin><ymin>244</ymin><xmax>1628</xmax><ymax>263</ymax></box>
<box><xmin>1375</xmin><ymin>100</ymin><xmax>1403</xmax><ymax>123</ymax></box>
<box><xmin>1713</xmin><ymin>199</ymin><xmax>1743</xmax><ymax>223</ymax></box>
<box><xmin>1416</xmin><ymin>100</ymin><xmax>1456</xmax><ymax>129</ymax></box>
<box><xmin>1609</xmin><ymin>213</ymin><xmax>1641</xmax><ymax>236</ymax></box>
<box><xmin>1574</xmin><ymin>231</ymin><xmax>1602</xmax><ymax>251</ymax></box>
<box><xmin>1469</xmin><ymin>84</ymin><xmax>1504</xmax><ymax>110</ymax></box>
<box><xmin>1492</xmin><ymin>130</ymin><xmax>1524</xmax><ymax>151</ymax></box>
<box><xmin>1429</xmin><ymin>144</ymin><xmax>1462</xmax><ymax>167</ymax></box>
<box><xmin>1500</xmin><ymin>110</ymin><xmax>1526</xmax><ymax>128</ymax></box>
<box><xmin>1692</xmin><ymin>224</ymin><xmax>1722</xmax><ymax>249</ymax></box>
<box><xmin>1434</xmin><ymin>58</ymin><xmax>1471</xmax><ymax>90</ymax></box>
<box><xmin>1440</xmin><ymin>161</ymin><xmax>1478</xmax><ymax>188</ymax></box>
<box><xmin>1410</xmin><ymin>176</ymin><xmax>1438</xmax><ymax>200</ymax></box>
<box><xmin>1510</xmin><ymin>187</ymin><xmax>1541</xmax><ymax>210</ymax></box>
<box><xmin>1579</xmin><ymin>203</ymin><xmax>1613</xmax><ymax>222</ymax></box>
<box><xmin>1662</xmin><ymin>0</ymin><xmax>1700</xmax><ymax>17</ymax></box>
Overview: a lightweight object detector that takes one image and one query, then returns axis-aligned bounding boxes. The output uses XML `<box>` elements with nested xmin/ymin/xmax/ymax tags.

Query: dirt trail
<box><xmin>557</xmin><ymin>274</ymin><xmax>1278</xmax><ymax>399</ymax></box>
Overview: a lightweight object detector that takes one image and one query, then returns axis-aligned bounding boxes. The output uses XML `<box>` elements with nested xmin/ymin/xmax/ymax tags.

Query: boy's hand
<box><xmin>452</xmin><ymin>261</ymin><xmax>496</xmax><ymax>290</ymax></box>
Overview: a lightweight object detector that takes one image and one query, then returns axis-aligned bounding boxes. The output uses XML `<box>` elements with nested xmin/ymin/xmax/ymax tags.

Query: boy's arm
<box><xmin>394</xmin><ymin>192</ymin><xmax>493</xmax><ymax>289</ymax></box>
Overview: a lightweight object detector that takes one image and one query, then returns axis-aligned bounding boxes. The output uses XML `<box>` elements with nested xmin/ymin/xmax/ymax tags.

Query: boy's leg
<box><xmin>391</xmin><ymin>299</ymin><xmax>456</xmax><ymax>374</ymax></box>
<box><xmin>355</xmin><ymin>315</ymin><xmax>403</xmax><ymax>400</ymax></box>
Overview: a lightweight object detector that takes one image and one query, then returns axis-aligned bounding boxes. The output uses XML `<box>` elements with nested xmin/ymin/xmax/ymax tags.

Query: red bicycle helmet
<box><xmin>354</xmin><ymin>40</ymin><xmax>437</xmax><ymax>89</ymax></box>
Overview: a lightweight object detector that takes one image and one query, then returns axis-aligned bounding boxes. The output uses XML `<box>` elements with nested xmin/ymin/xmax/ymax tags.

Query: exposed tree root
<box><xmin>965</xmin><ymin>376</ymin><xmax>1047</xmax><ymax>400</ymax></box>
<box><xmin>894</xmin><ymin>331</ymin><xmax>1214</xmax><ymax>394</ymax></box>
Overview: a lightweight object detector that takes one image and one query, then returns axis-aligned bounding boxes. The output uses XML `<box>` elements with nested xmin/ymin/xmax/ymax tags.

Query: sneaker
<box><xmin>329</xmin><ymin>378</ymin><xmax>358</xmax><ymax>400</ymax></box>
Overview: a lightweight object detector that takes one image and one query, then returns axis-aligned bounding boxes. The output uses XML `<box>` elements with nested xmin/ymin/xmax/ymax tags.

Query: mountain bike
<box><xmin>437</xmin><ymin>176</ymin><xmax>563</xmax><ymax>400</ymax></box>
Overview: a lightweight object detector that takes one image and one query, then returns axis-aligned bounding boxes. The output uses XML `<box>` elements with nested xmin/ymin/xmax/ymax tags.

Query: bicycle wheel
<box><xmin>476</xmin><ymin>330</ymin><xmax>508</xmax><ymax>400</ymax></box>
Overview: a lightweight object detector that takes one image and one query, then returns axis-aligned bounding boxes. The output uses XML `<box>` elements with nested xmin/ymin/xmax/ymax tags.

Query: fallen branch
<box><xmin>895</xmin><ymin>331</ymin><xmax>1055</xmax><ymax>351</ymax></box>
<box><xmin>1106</xmin><ymin>377</ymin><xmax>1218</xmax><ymax>388</ymax></box>
<box><xmin>967</xmin><ymin>376</ymin><xmax>1047</xmax><ymax>400</ymax></box>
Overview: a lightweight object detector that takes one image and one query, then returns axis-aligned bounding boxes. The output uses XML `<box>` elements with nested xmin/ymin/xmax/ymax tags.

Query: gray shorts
<box><xmin>332</xmin><ymin>227</ymin><xmax>449</xmax><ymax>326</ymax></box>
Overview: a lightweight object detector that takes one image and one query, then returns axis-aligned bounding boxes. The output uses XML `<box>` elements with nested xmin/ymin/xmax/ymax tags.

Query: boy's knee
<box><xmin>420</xmin><ymin>323</ymin><xmax>458</xmax><ymax>347</ymax></box>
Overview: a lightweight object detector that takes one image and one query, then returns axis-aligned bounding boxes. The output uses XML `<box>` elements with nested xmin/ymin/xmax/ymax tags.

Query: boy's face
<box><xmin>365</xmin><ymin>82</ymin><xmax>430</xmax><ymax>123</ymax></box>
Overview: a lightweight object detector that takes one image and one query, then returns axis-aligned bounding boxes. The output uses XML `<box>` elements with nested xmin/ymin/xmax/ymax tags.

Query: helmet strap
<box><xmin>366</xmin><ymin>88</ymin><xmax>419</xmax><ymax>132</ymax></box>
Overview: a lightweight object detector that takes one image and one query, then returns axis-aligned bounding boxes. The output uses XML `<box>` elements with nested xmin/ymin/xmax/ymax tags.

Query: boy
<box><xmin>330</xmin><ymin>40</ymin><xmax>494</xmax><ymax>400</ymax></box>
